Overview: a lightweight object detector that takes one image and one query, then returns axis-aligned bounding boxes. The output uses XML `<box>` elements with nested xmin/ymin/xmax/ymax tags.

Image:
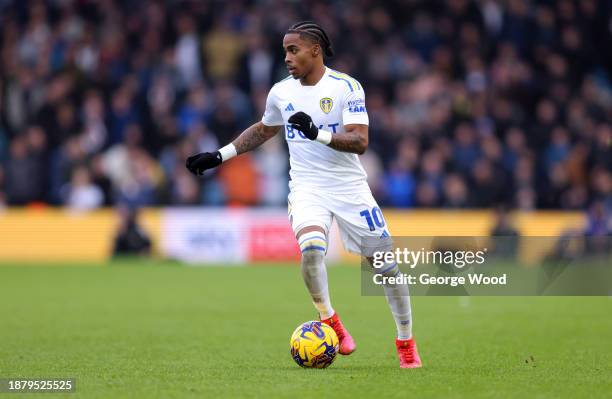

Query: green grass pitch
<box><xmin>0</xmin><ymin>262</ymin><xmax>611</xmax><ymax>398</ymax></box>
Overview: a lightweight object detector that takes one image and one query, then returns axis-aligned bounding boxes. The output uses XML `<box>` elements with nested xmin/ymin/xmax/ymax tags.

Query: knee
<box><xmin>301</xmin><ymin>250</ymin><xmax>321</xmax><ymax>266</ymax></box>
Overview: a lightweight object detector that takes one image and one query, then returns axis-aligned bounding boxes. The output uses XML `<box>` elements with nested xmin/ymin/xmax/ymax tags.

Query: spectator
<box><xmin>452</xmin><ymin>123</ymin><xmax>481</xmax><ymax>174</ymax></box>
<box><xmin>62</xmin><ymin>166</ymin><xmax>104</xmax><ymax>211</ymax></box>
<box><xmin>174</xmin><ymin>13</ymin><xmax>202</xmax><ymax>89</ymax></box>
<box><xmin>470</xmin><ymin>158</ymin><xmax>505</xmax><ymax>207</ymax></box>
<box><xmin>218</xmin><ymin>153</ymin><xmax>259</xmax><ymax>206</ymax></box>
<box><xmin>4</xmin><ymin>135</ymin><xmax>44</xmax><ymax>204</ymax></box>
<box><xmin>202</xmin><ymin>17</ymin><xmax>245</xmax><ymax>81</ymax></box>
<box><xmin>442</xmin><ymin>173</ymin><xmax>469</xmax><ymax>208</ymax></box>
<box><xmin>101</xmin><ymin>124</ymin><xmax>163</xmax><ymax>206</ymax></box>
<box><xmin>543</xmin><ymin>126</ymin><xmax>571</xmax><ymax>170</ymax></box>
<box><xmin>177</xmin><ymin>85</ymin><xmax>213</xmax><ymax>135</ymax></box>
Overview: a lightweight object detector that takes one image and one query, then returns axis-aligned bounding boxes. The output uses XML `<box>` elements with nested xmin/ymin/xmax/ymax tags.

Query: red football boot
<box><xmin>321</xmin><ymin>313</ymin><xmax>356</xmax><ymax>355</ymax></box>
<box><xmin>396</xmin><ymin>338</ymin><xmax>422</xmax><ymax>368</ymax></box>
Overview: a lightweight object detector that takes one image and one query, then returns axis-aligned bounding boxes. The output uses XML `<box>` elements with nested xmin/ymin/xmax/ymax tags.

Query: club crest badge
<box><xmin>320</xmin><ymin>97</ymin><xmax>333</xmax><ymax>114</ymax></box>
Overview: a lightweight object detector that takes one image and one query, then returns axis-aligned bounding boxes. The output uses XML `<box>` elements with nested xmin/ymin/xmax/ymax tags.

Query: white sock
<box><xmin>299</xmin><ymin>232</ymin><xmax>334</xmax><ymax>319</ymax></box>
<box><xmin>377</xmin><ymin>261</ymin><xmax>413</xmax><ymax>340</ymax></box>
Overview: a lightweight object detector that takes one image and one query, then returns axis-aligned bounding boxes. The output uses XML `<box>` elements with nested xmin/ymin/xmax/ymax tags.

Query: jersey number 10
<box><xmin>359</xmin><ymin>207</ymin><xmax>385</xmax><ymax>231</ymax></box>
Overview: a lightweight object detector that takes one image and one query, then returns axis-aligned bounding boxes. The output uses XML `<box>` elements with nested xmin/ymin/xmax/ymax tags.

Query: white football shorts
<box><xmin>287</xmin><ymin>188</ymin><xmax>390</xmax><ymax>255</ymax></box>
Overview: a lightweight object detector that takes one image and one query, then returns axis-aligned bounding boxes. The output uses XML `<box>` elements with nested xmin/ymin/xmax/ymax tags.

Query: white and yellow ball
<box><xmin>290</xmin><ymin>321</ymin><xmax>339</xmax><ymax>368</ymax></box>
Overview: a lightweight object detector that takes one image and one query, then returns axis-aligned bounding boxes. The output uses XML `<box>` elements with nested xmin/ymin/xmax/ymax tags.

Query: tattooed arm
<box><xmin>328</xmin><ymin>124</ymin><xmax>369</xmax><ymax>155</ymax></box>
<box><xmin>233</xmin><ymin>122</ymin><xmax>281</xmax><ymax>155</ymax></box>
<box><xmin>185</xmin><ymin>122</ymin><xmax>281</xmax><ymax>175</ymax></box>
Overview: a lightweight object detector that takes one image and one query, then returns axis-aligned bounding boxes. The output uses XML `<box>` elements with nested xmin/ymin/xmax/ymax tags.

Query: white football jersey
<box><xmin>261</xmin><ymin>66</ymin><xmax>370</xmax><ymax>194</ymax></box>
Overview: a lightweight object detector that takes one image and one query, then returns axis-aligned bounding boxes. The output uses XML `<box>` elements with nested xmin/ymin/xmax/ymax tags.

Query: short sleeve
<box><xmin>342</xmin><ymin>85</ymin><xmax>369</xmax><ymax>126</ymax></box>
<box><xmin>261</xmin><ymin>87</ymin><xmax>284</xmax><ymax>126</ymax></box>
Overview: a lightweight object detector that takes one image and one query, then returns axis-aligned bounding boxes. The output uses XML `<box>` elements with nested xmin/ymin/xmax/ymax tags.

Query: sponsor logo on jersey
<box><xmin>285</xmin><ymin>122</ymin><xmax>339</xmax><ymax>140</ymax></box>
<box><xmin>348</xmin><ymin>98</ymin><xmax>366</xmax><ymax>113</ymax></box>
<box><xmin>347</xmin><ymin>99</ymin><xmax>365</xmax><ymax>106</ymax></box>
<box><xmin>285</xmin><ymin>103</ymin><xmax>295</xmax><ymax>111</ymax></box>
<box><xmin>320</xmin><ymin>97</ymin><xmax>333</xmax><ymax>114</ymax></box>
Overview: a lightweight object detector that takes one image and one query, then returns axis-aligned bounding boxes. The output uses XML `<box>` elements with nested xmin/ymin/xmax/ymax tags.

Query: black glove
<box><xmin>288</xmin><ymin>111</ymin><xmax>318</xmax><ymax>140</ymax></box>
<box><xmin>186</xmin><ymin>151</ymin><xmax>222</xmax><ymax>175</ymax></box>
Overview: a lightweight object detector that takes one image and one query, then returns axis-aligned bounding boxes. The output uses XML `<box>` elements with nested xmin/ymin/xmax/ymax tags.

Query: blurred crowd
<box><xmin>0</xmin><ymin>0</ymin><xmax>610</xmax><ymax>212</ymax></box>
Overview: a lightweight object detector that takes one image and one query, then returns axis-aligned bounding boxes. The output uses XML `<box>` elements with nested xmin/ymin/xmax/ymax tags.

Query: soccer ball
<box><xmin>290</xmin><ymin>320</ymin><xmax>339</xmax><ymax>368</ymax></box>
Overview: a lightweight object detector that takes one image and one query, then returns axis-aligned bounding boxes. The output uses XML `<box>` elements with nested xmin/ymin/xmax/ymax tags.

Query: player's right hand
<box><xmin>185</xmin><ymin>151</ymin><xmax>222</xmax><ymax>175</ymax></box>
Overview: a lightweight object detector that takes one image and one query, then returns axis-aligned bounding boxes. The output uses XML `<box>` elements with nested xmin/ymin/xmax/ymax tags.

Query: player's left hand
<box><xmin>288</xmin><ymin>112</ymin><xmax>318</xmax><ymax>140</ymax></box>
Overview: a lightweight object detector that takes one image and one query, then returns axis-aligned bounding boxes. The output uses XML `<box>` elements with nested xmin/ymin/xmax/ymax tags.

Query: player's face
<box><xmin>283</xmin><ymin>33</ymin><xmax>318</xmax><ymax>79</ymax></box>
